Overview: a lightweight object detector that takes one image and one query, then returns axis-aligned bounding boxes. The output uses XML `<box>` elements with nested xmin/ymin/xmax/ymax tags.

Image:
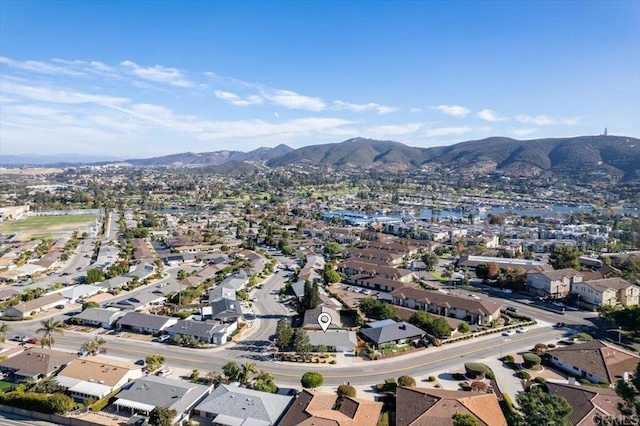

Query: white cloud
<box><xmin>425</xmin><ymin>126</ymin><xmax>472</xmax><ymax>137</ymax></box>
<box><xmin>433</xmin><ymin>105</ymin><xmax>471</xmax><ymax>117</ymax></box>
<box><xmin>513</xmin><ymin>128</ymin><xmax>537</xmax><ymax>137</ymax></box>
<box><xmin>477</xmin><ymin>109</ymin><xmax>507</xmax><ymax>122</ymax></box>
<box><xmin>332</xmin><ymin>100</ymin><xmax>398</xmax><ymax>115</ymax></box>
<box><xmin>515</xmin><ymin>114</ymin><xmax>555</xmax><ymax>126</ymax></box>
<box><xmin>0</xmin><ymin>56</ymin><xmax>85</xmax><ymax>77</ymax></box>
<box><xmin>563</xmin><ymin>116</ymin><xmax>582</xmax><ymax>125</ymax></box>
<box><xmin>121</xmin><ymin>60</ymin><xmax>194</xmax><ymax>87</ymax></box>
<box><xmin>366</xmin><ymin>123</ymin><xmax>423</xmax><ymax>136</ymax></box>
<box><xmin>262</xmin><ymin>89</ymin><xmax>326</xmax><ymax>111</ymax></box>
<box><xmin>0</xmin><ymin>79</ymin><xmax>130</xmax><ymax>106</ymax></box>
<box><xmin>410</xmin><ymin>107</ymin><xmax>422</xmax><ymax>113</ymax></box>
<box><xmin>214</xmin><ymin>90</ymin><xmax>264</xmax><ymax>106</ymax></box>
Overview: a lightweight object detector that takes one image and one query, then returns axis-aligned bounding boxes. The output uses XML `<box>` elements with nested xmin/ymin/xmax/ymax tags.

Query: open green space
<box><xmin>0</xmin><ymin>214</ymin><xmax>99</xmax><ymax>232</ymax></box>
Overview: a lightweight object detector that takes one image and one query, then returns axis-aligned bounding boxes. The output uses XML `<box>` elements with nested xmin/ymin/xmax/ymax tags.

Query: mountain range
<box><xmin>2</xmin><ymin>135</ymin><xmax>639</xmax><ymax>182</ymax></box>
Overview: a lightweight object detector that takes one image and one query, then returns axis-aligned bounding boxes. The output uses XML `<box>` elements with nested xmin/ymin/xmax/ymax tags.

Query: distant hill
<box><xmin>122</xmin><ymin>144</ymin><xmax>294</xmax><ymax>166</ymax></box>
<box><xmin>267</xmin><ymin>135</ymin><xmax>640</xmax><ymax>181</ymax></box>
<box><xmin>0</xmin><ymin>153</ymin><xmax>124</xmax><ymax>166</ymax></box>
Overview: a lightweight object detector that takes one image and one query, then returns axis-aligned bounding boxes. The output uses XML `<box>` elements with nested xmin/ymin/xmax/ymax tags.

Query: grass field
<box><xmin>0</xmin><ymin>214</ymin><xmax>99</xmax><ymax>240</ymax></box>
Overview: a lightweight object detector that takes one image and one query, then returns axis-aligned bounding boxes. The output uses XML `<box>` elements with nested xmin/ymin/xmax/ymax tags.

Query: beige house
<box><xmin>572</xmin><ymin>278</ymin><xmax>639</xmax><ymax>308</ymax></box>
<box><xmin>526</xmin><ymin>268</ymin><xmax>583</xmax><ymax>299</ymax></box>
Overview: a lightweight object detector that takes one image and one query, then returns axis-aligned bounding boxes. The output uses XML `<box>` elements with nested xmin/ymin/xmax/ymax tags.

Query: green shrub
<box><xmin>337</xmin><ymin>384</ymin><xmax>356</xmax><ymax>398</ymax></box>
<box><xmin>0</xmin><ymin>391</ymin><xmax>74</xmax><ymax>414</ymax></box>
<box><xmin>301</xmin><ymin>372</ymin><xmax>324</xmax><ymax>389</ymax></box>
<box><xmin>534</xmin><ymin>376</ymin><xmax>546</xmax><ymax>384</ymax></box>
<box><xmin>533</xmin><ymin>343</ymin><xmax>548</xmax><ymax>354</ymax></box>
<box><xmin>485</xmin><ymin>371</ymin><xmax>495</xmax><ymax>380</ymax></box>
<box><xmin>523</xmin><ymin>353</ymin><xmax>542</xmax><ymax>367</ymax></box>
<box><xmin>397</xmin><ymin>375</ymin><xmax>416</xmax><ymax>387</ymax></box>
<box><xmin>547</xmin><ymin>343</ymin><xmax>556</xmax><ymax>348</ymax></box>
<box><xmin>428</xmin><ymin>376</ymin><xmax>436</xmax><ymax>382</ymax></box>
<box><xmin>578</xmin><ymin>378</ymin><xmax>592</xmax><ymax>385</ymax></box>
<box><xmin>516</xmin><ymin>371</ymin><xmax>531</xmax><ymax>380</ymax></box>
<box><xmin>464</xmin><ymin>362</ymin><xmax>488</xmax><ymax>378</ymax></box>
<box><xmin>90</xmin><ymin>388</ymin><xmax>120</xmax><ymax>412</ymax></box>
<box><xmin>501</xmin><ymin>355</ymin><xmax>514</xmax><ymax>363</ymax></box>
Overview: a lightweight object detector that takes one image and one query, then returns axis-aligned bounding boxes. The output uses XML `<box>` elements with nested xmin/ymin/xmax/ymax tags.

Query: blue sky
<box><xmin>1</xmin><ymin>0</ymin><xmax>639</xmax><ymax>157</ymax></box>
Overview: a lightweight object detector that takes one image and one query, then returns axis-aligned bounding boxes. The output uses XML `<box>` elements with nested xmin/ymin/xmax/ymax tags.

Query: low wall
<box><xmin>0</xmin><ymin>404</ymin><xmax>101</xmax><ymax>426</ymax></box>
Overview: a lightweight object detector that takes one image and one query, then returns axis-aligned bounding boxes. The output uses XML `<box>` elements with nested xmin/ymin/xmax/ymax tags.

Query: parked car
<box><xmin>12</xmin><ymin>335</ymin><xmax>28</xmax><ymax>342</ymax></box>
<box><xmin>506</xmin><ymin>307</ymin><xmax>518</xmax><ymax>313</ymax></box>
<box><xmin>157</xmin><ymin>368</ymin><xmax>173</xmax><ymax>377</ymax></box>
<box><xmin>55</xmin><ymin>304</ymin><xmax>65</xmax><ymax>309</ymax></box>
<box><xmin>502</xmin><ymin>289</ymin><xmax>513</xmax><ymax>294</ymax></box>
<box><xmin>516</xmin><ymin>327</ymin><xmax>529</xmax><ymax>333</ymax></box>
<box><xmin>554</xmin><ymin>322</ymin><xmax>566</xmax><ymax>328</ymax></box>
<box><xmin>157</xmin><ymin>334</ymin><xmax>170</xmax><ymax>342</ymax></box>
<box><xmin>502</xmin><ymin>330</ymin><xmax>516</xmax><ymax>337</ymax></box>
<box><xmin>26</xmin><ymin>337</ymin><xmax>41</xmax><ymax>345</ymax></box>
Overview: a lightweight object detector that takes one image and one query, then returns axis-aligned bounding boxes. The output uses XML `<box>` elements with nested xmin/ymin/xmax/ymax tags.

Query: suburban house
<box><xmin>55</xmin><ymin>356</ymin><xmax>143</xmax><ymax>401</ymax></box>
<box><xmin>0</xmin><ymin>348</ymin><xmax>76</xmax><ymax>382</ymax></box>
<box><xmin>343</xmin><ymin>247</ymin><xmax>405</xmax><ymax>265</ymax></box>
<box><xmin>345</xmin><ymin>274</ymin><xmax>408</xmax><ymax>292</ymax></box>
<box><xmin>359</xmin><ymin>320</ymin><xmax>424</xmax><ymax>348</ymax></box>
<box><xmin>194</xmin><ymin>384</ymin><xmax>293</xmax><ymax>426</ymax></box>
<box><xmin>338</xmin><ymin>259</ymin><xmax>414</xmax><ymax>283</ymax></box>
<box><xmin>219</xmin><ymin>271</ymin><xmax>251</xmax><ymax>292</ymax></box>
<box><xmin>458</xmin><ymin>254</ymin><xmax>545</xmax><ymax>272</ymax></box>
<box><xmin>572</xmin><ymin>278</ymin><xmax>640</xmax><ymax>308</ymax></box>
<box><xmin>3</xmin><ymin>293</ymin><xmax>66</xmax><ymax>318</ymax></box>
<box><xmin>390</xmin><ymin>287</ymin><xmax>502</xmax><ymax>325</ymax></box>
<box><xmin>546</xmin><ymin>382</ymin><xmax>626</xmax><ymax>426</ymax></box>
<box><xmin>545</xmin><ymin>340</ymin><xmax>640</xmax><ymax>384</ymax></box>
<box><xmin>526</xmin><ymin>268</ymin><xmax>583</xmax><ymax>299</ymax></box>
<box><xmin>201</xmin><ymin>298</ymin><xmax>243</xmax><ymax>323</ymax></box>
<box><xmin>59</xmin><ymin>284</ymin><xmax>103</xmax><ymax>302</ymax></box>
<box><xmin>72</xmin><ymin>308</ymin><xmax>126</xmax><ymax>329</ymax></box>
<box><xmin>302</xmin><ymin>306</ymin><xmax>341</xmax><ymax>330</ymax></box>
<box><xmin>395</xmin><ymin>387</ymin><xmax>507</xmax><ymax>426</ymax></box>
<box><xmin>305</xmin><ymin>330</ymin><xmax>358</xmax><ymax>352</ymax></box>
<box><xmin>116</xmin><ymin>312</ymin><xmax>178</xmax><ymax>335</ymax></box>
<box><xmin>110</xmin><ymin>291</ymin><xmax>165</xmax><ymax>311</ymax></box>
<box><xmin>208</xmin><ymin>285</ymin><xmax>235</xmax><ymax>302</ymax></box>
<box><xmin>113</xmin><ymin>375</ymin><xmax>212</xmax><ymax>424</ymax></box>
<box><xmin>165</xmin><ymin>319</ymin><xmax>237</xmax><ymax>344</ymax></box>
<box><xmin>278</xmin><ymin>389</ymin><xmax>382</xmax><ymax>426</ymax></box>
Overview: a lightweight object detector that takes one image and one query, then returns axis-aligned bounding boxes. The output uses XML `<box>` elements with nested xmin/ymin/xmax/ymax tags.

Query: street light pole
<box><xmin>618</xmin><ymin>327</ymin><xmax>622</xmax><ymax>344</ymax></box>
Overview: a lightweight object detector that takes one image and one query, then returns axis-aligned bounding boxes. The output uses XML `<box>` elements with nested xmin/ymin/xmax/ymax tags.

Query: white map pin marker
<box><xmin>317</xmin><ymin>312</ymin><xmax>332</xmax><ymax>332</ymax></box>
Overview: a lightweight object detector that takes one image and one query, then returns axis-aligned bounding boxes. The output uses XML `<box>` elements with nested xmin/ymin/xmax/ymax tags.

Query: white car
<box><xmin>157</xmin><ymin>335</ymin><xmax>170</xmax><ymax>342</ymax></box>
<box><xmin>502</xmin><ymin>330</ymin><xmax>516</xmax><ymax>337</ymax></box>
<box><xmin>157</xmin><ymin>368</ymin><xmax>173</xmax><ymax>377</ymax></box>
<box><xmin>516</xmin><ymin>327</ymin><xmax>529</xmax><ymax>333</ymax></box>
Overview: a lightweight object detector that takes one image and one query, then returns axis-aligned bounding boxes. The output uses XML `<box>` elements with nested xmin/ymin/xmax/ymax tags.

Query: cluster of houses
<box><xmin>0</xmin><ymin>239</ymin><xmax>67</xmax><ymax>282</ymax></box>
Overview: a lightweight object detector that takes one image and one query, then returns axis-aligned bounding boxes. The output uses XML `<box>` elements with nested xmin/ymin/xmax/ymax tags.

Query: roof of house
<box><xmin>359</xmin><ymin>321</ymin><xmax>424</xmax><ymax>345</ymax></box>
<box><xmin>278</xmin><ymin>390</ymin><xmax>382</xmax><ymax>426</ymax></box>
<box><xmin>366</xmin><ymin>319</ymin><xmax>398</xmax><ymax>329</ymax></box>
<box><xmin>10</xmin><ymin>293</ymin><xmax>65</xmax><ymax>313</ymax></box>
<box><xmin>579</xmin><ymin>277</ymin><xmax>636</xmax><ymax>293</ymax></box>
<box><xmin>56</xmin><ymin>355</ymin><xmax>141</xmax><ymax>387</ymax></box>
<box><xmin>529</xmin><ymin>268</ymin><xmax>582</xmax><ymax>281</ymax></box>
<box><xmin>60</xmin><ymin>284</ymin><xmax>102</xmax><ymax>300</ymax></box>
<box><xmin>390</xmin><ymin>287</ymin><xmax>503</xmax><ymax>317</ymax></box>
<box><xmin>339</xmin><ymin>259</ymin><xmax>413</xmax><ymax>280</ymax></box>
<box><xmin>546</xmin><ymin>340</ymin><xmax>640</xmax><ymax>383</ymax></box>
<box><xmin>208</xmin><ymin>298</ymin><xmax>243</xmax><ymax>320</ymax></box>
<box><xmin>395</xmin><ymin>386</ymin><xmax>507</xmax><ymax>426</ymax></box>
<box><xmin>111</xmin><ymin>292</ymin><xmax>164</xmax><ymax>310</ymax></box>
<box><xmin>115</xmin><ymin>375</ymin><xmax>211</xmax><ymax>415</ymax></box>
<box><xmin>306</xmin><ymin>330</ymin><xmax>357</xmax><ymax>348</ymax></box>
<box><xmin>209</xmin><ymin>285</ymin><xmax>236</xmax><ymax>301</ymax></box>
<box><xmin>195</xmin><ymin>384</ymin><xmax>293</xmax><ymax>425</ymax></box>
<box><xmin>73</xmin><ymin>308</ymin><xmax>125</xmax><ymax>324</ymax></box>
<box><xmin>302</xmin><ymin>306</ymin><xmax>341</xmax><ymax>329</ymax></box>
<box><xmin>546</xmin><ymin>382</ymin><xmax>624</xmax><ymax>426</ymax></box>
<box><xmin>0</xmin><ymin>347</ymin><xmax>76</xmax><ymax>377</ymax></box>
<box><xmin>116</xmin><ymin>312</ymin><xmax>176</xmax><ymax>330</ymax></box>
<box><xmin>165</xmin><ymin>320</ymin><xmax>229</xmax><ymax>339</ymax></box>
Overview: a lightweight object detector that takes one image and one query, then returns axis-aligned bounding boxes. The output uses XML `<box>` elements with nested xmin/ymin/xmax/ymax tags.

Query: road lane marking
<box><xmin>56</xmin><ymin>337</ymin><xmax>206</xmax><ymax>364</ymax></box>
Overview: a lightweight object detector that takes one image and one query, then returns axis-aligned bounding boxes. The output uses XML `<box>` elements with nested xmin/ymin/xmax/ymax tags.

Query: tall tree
<box><xmin>550</xmin><ymin>244</ymin><xmax>581</xmax><ymax>270</ymax></box>
<box><xmin>254</xmin><ymin>370</ymin><xmax>278</xmax><ymax>393</ymax></box>
<box><xmin>0</xmin><ymin>322</ymin><xmax>10</xmax><ymax>343</ymax></box>
<box><xmin>240</xmin><ymin>361</ymin><xmax>257</xmax><ymax>386</ymax></box>
<box><xmin>421</xmin><ymin>252</ymin><xmax>439</xmax><ymax>271</ymax></box>
<box><xmin>223</xmin><ymin>361</ymin><xmax>241</xmax><ymax>383</ymax></box>
<box><xmin>37</xmin><ymin>318</ymin><xmax>65</xmax><ymax>349</ymax></box>
<box><xmin>294</xmin><ymin>329</ymin><xmax>312</xmax><ymax>355</ymax></box>
<box><xmin>149</xmin><ymin>406</ymin><xmax>176</xmax><ymax>426</ymax></box>
<box><xmin>516</xmin><ymin>385</ymin><xmax>572</xmax><ymax>426</ymax></box>
<box><xmin>302</xmin><ymin>280</ymin><xmax>319</xmax><ymax>311</ymax></box>
<box><xmin>616</xmin><ymin>361</ymin><xmax>640</xmax><ymax>417</ymax></box>
<box><xmin>275</xmin><ymin>318</ymin><xmax>294</xmax><ymax>349</ymax></box>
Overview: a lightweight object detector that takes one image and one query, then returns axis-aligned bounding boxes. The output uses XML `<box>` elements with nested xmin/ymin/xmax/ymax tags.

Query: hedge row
<box><xmin>0</xmin><ymin>391</ymin><xmax>73</xmax><ymax>414</ymax></box>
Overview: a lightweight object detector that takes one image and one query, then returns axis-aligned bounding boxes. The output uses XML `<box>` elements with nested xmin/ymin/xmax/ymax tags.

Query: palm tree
<box><xmin>240</xmin><ymin>361</ymin><xmax>257</xmax><ymax>386</ymax></box>
<box><xmin>0</xmin><ymin>322</ymin><xmax>10</xmax><ymax>343</ymax></box>
<box><xmin>36</xmin><ymin>318</ymin><xmax>65</xmax><ymax>349</ymax></box>
<box><xmin>81</xmin><ymin>336</ymin><xmax>105</xmax><ymax>354</ymax></box>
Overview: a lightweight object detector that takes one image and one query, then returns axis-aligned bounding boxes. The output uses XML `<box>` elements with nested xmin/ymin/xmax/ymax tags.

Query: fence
<box><xmin>0</xmin><ymin>404</ymin><xmax>102</xmax><ymax>426</ymax></box>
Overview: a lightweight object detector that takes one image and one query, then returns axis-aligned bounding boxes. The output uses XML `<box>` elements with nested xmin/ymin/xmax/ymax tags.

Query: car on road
<box><xmin>516</xmin><ymin>327</ymin><xmax>529</xmax><ymax>333</ymax></box>
<box><xmin>12</xmin><ymin>335</ymin><xmax>28</xmax><ymax>342</ymax></box>
<box><xmin>468</xmin><ymin>294</ymin><xmax>480</xmax><ymax>300</ymax></box>
<box><xmin>502</xmin><ymin>330</ymin><xmax>516</xmax><ymax>336</ymax></box>
<box><xmin>157</xmin><ymin>335</ymin><xmax>171</xmax><ymax>342</ymax></box>
<box><xmin>506</xmin><ymin>307</ymin><xmax>518</xmax><ymax>313</ymax></box>
<box><xmin>157</xmin><ymin>368</ymin><xmax>173</xmax><ymax>377</ymax></box>
<box><xmin>76</xmin><ymin>267</ymin><xmax>82</xmax><ymax>271</ymax></box>
<box><xmin>61</xmin><ymin>272</ymin><xmax>70</xmax><ymax>276</ymax></box>
<box><xmin>502</xmin><ymin>289</ymin><xmax>513</xmax><ymax>293</ymax></box>
<box><xmin>554</xmin><ymin>322</ymin><xmax>566</xmax><ymax>328</ymax></box>
<box><xmin>134</xmin><ymin>359</ymin><xmax>145</xmax><ymax>366</ymax></box>
<box><xmin>26</xmin><ymin>337</ymin><xmax>41</xmax><ymax>345</ymax></box>
<box><xmin>55</xmin><ymin>304</ymin><xmax>65</xmax><ymax>309</ymax></box>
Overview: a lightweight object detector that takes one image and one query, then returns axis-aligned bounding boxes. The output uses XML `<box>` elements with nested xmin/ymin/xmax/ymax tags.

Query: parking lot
<box><xmin>328</xmin><ymin>283</ymin><xmax>381</xmax><ymax>309</ymax></box>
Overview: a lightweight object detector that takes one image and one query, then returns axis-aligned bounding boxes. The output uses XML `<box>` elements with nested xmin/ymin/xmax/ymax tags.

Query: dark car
<box><xmin>134</xmin><ymin>359</ymin><xmax>145</xmax><ymax>366</ymax></box>
<box><xmin>55</xmin><ymin>304</ymin><xmax>65</xmax><ymax>309</ymax></box>
<box><xmin>554</xmin><ymin>322</ymin><xmax>566</xmax><ymax>328</ymax></box>
<box><xmin>506</xmin><ymin>306</ymin><xmax>518</xmax><ymax>313</ymax></box>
